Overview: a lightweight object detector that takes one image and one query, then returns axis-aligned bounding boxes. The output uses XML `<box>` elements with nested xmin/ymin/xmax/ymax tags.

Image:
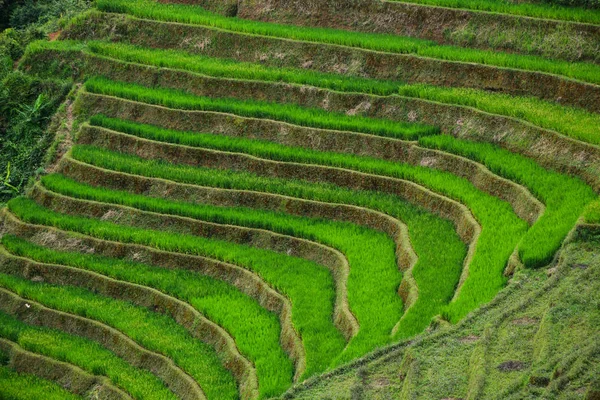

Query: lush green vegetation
<box><xmin>66</xmin><ymin>144</ymin><xmax>467</xmax><ymax>341</ymax></box>
<box><xmin>92</xmin><ymin>0</ymin><xmax>600</xmax><ymax>82</ymax></box>
<box><xmin>1</xmin><ymin>235</ymin><xmax>345</xmax><ymax>379</ymax></box>
<box><xmin>38</xmin><ymin>172</ymin><xmax>405</xmax><ymax>366</ymax></box>
<box><xmin>84</xmin><ymin>74</ymin><xmax>600</xmax><ymax>147</ymax></box>
<box><xmin>0</xmin><ymin>0</ymin><xmax>92</xmax><ymax>203</ymax></box>
<box><xmin>3</xmin><ymin>0</ymin><xmax>598</xmax><ymax>396</ymax></box>
<box><xmin>6</xmin><ymin>198</ymin><xmax>303</xmax><ymax>398</ymax></box>
<box><xmin>388</xmin><ymin>0</ymin><xmax>600</xmax><ymax>23</ymax></box>
<box><xmin>0</xmin><ymin>261</ymin><xmax>240</xmax><ymax>400</ymax></box>
<box><xmin>419</xmin><ymin>135</ymin><xmax>597</xmax><ymax>268</ymax></box>
<box><xmin>0</xmin><ymin>72</ymin><xmax>70</xmax><ymax>202</ymax></box>
<box><xmin>0</xmin><ymin>363</ymin><xmax>81</xmax><ymax>400</ymax></box>
<box><xmin>68</xmin><ymin>134</ymin><xmax>525</xmax><ymax>325</ymax></box>
<box><xmin>584</xmin><ymin>199</ymin><xmax>600</xmax><ymax>224</ymax></box>
<box><xmin>83</xmin><ymin>78</ymin><xmax>436</xmax><ymax>140</ymax></box>
<box><xmin>0</xmin><ymin>309</ymin><xmax>175</xmax><ymax>399</ymax></box>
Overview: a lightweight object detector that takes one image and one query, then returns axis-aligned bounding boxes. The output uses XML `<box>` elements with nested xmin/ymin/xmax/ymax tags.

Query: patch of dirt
<box><xmin>34</xmin><ymin>231</ymin><xmax>95</xmax><ymax>254</ymax></box>
<box><xmin>571</xmin><ymin>263</ymin><xmax>589</xmax><ymax>270</ymax></box>
<box><xmin>301</xmin><ymin>60</ymin><xmax>313</xmax><ymax>69</ymax></box>
<box><xmin>100</xmin><ymin>209</ymin><xmax>123</xmax><ymax>222</ymax></box>
<box><xmin>420</xmin><ymin>157</ymin><xmax>437</xmax><ymax>168</ymax></box>
<box><xmin>512</xmin><ymin>316</ymin><xmax>538</xmax><ymax>325</ymax></box>
<box><xmin>48</xmin><ymin>31</ymin><xmax>61</xmax><ymax>41</ymax></box>
<box><xmin>195</xmin><ymin>38</ymin><xmax>212</xmax><ymax>50</ymax></box>
<box><xmin>346</xmin><ymin>101</ymin><xmax>371</xmax><ymax>116</ymax></box>
<box><xmin>372</xmin><ymin>377</ymin><xmax>390</xmax><ymax>388</ymax></box>
<box><xmin>497</xmin><ymin>360</ymin><xmax>526</xmax><ymax>372</ymax></box>
<box><xmin>459</xmin><ymin>335</ymin><xmax>479</xmax><ymax>343</ymax></box>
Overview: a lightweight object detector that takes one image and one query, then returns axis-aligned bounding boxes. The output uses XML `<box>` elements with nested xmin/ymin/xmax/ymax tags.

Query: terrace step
<box><xmin>74</xmin><ymin>93</ymin><xmax>544</xmax><ymax>225</ymax></box>
<box><xmin>97</xmin><ymin>1</ymin><xmax>600</xmax><ymax>63</ymax></box>
<box><xmin>78</xmin><ymin>124</ymin><xmax>480</xmax><ymax>247</ymax></box>
<box><xmin>0</xmin><ymin>246</ymin><xmax>260</xmax><ymax>400</ymax></box>
<box><xmin>0</xmin><ymin>285</ymin><xmax>205</xmax><ymax>400</ymax></box>
<box><xmin>0</xmin><ymin>338</ymin><xmax>130</xmax><ymax>399</ymax></box>
<box><xmin>77</xmin><ymin>71</ymin><xmax>600</xmax><ymax>193</ymax></box>
<box><xmin>59</xmin><ymin>156</ymin><xmax>418</xmax><ymax>277</ymax></box>
<box><xmin>58</xmin><ymin>156</ymin><xmax>423</xmax><ymax>318</ymax></box>
<box><xmin>1</xmin><ymin>208</ymin><xmax>304</xmax><ymax>361</ymax></box>
<box><xmin>53</xmin><ymin>14</ymin><xmax>600</xmax><ymax>112</ymax></box>
<box><xmin>232</xmin><ymin>0</ymin><xmax>600</xmax><ymax>60</ymax></box>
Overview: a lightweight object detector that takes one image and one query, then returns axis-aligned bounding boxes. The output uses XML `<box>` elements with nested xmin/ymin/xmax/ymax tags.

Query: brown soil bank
<box><xmin>165</xmin><ymin>0</ymin><xmax>600</xmax><ymax>62</ymax></box>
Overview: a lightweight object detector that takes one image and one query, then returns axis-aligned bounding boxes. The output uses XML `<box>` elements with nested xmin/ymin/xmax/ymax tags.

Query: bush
<box><xmin>0</xmin><ymin>71</ymin><xmax>71</xmax><ymax>202</ymax></box>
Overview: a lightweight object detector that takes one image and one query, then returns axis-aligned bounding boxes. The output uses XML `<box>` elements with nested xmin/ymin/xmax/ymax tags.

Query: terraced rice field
<box><xmin>1</xmin><ymin>0</ymin><xmax>599</xmax><ymax>398</ymax></box>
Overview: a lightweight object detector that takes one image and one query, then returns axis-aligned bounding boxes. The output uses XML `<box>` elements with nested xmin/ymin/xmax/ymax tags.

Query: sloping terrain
<box><xmin>0</xmin><ymin>0</ymin><xmax>599</xmax><ymax>398</ymax></box>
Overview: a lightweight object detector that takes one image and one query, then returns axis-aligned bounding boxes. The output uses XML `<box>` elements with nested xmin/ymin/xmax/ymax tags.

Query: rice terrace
<box><xmin>0</xmin><ymin>0</ymin><xmax>599</xmax><ymax>398</ymax></box>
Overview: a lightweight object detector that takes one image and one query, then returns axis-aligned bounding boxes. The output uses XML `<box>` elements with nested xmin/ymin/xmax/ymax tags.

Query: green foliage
<box><xmin>419</xmin><ymin>135</ymin><xmax>597</xmax><ymax>268</ymax></box>
<box><xmin>76</xmin><ymin>112</ymin><xmax>528</xmax><ymax>326</ymax></box>
<box><xmin>39</xmin><ymin>172</ymin><xmax>403</xmax><ymax>367</ymax></box>
<box><xmin>0</xmin><ymin>258</ymin><xmax>239</xmax><ymax>400</ymax></box>
<box><xmin>7</xmin><ymin>197</ymin><xmax>306</xmax><ymax>398</ymax></box>
<box><xmin>69</xmin><ymin>141</ymin><xmax>467</xmax><ymax>344</ymax></box>
<box><xmin>387</xmin><ymin>0</ymin><xmax>600</xmax><ymax>20</ymax></box>
<box><xmin>83</xmin><ymin>77</ymin><xmax>436</xmax><ymax>140</ymax></box>
<box><xmin>0</xmin><ymin>364</ymin><xmax>81</xmax><ymax>400</ymax></box>
<box><xmin>0</xmin><ymin>71</ymin><xmax>71</xmax><ymax>202</ymax></box>
<box><xmin>0</xmin><ymin>310</ymin><xmax>176</xmax><ymax>400</ymax></box>
<box><xmin>584</xmin><ymin>199</ymin><xmax>600</xmax><ymax>224</ymax></box>
<box><xmin>94</xmin><ymin>0</ymin><xmax>600</xmax><ymax>78</ymax></box>
<box><xmin>8</xmin><ymin>0</ymin><xmax>93</xmax><ymax>32</ymax></box>
<box><xmin>83</xmin><ymin>68</ymin><xmax>600</xmax><ymax>148</ymax></box>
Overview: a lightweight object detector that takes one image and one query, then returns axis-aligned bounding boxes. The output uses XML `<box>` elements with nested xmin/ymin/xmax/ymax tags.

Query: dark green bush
<box><xmin>0</xmin><ymin>71</ymin><xmax>71</xmax><ymax>201</ymax></box>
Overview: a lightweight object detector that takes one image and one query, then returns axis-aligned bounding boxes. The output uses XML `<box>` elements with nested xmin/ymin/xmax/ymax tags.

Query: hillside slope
<box><xmin>0</xmin><ymin>0</ymin><xmax>599</xmax><ymax>398</ymax></box>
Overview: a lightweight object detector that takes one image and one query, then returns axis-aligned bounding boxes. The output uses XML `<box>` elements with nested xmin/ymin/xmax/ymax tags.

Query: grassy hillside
<box><xmin>0</xmin><ymin>0</ymin><xmax>598</xmax><ymax>398</ymax></box>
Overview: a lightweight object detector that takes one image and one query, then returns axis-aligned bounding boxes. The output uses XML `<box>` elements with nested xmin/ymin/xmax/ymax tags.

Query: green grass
<box><xmin>84</xmin><ymin>75</ymin><xmax>600</xmax><ymax>148</ymax></box>
<box><xmin>65</xmin><ymin>144</ymin><xmax>467</xmax><ymax>341</ymax></box>
<box><xmin>584</xmin><ymin>199</ymin><xmax>600</xmax><ymax>224</ymax></box>
<box><xmin>92</xmin><ymin>0</ymin><xmax>600</xmax><ymax>81</ymax></box>
<box><xmin>82</xmin><ymin>117</ymin><xmax>528</xmax><ymax>322</ymax></box>
<box><xmin>388</xmin><ymin>0</ymin><xmax>600</xmax><ymax>24</ymax></box>
<box><xmin>1</xmin><ymin>234</ymin><xmax>344</xmax><ymax>382</ymax></box>
<box><xmin>0</xmin><ymin>259</ymin><xmax>239</xmax><ymax>400</ymax></box>
<box><xmin>0</xmin><ymin>310</ymin><xmax>175</xmax><ymax>400</ymax></box>
<box><xmin>82</xmin><ymin>78</ymin><xmax>436</xmax><ymax>141</ymax></box>
<box><xmin>0</xmin><ymin>364</ymin><xmax>82</xmax><ymax>400</ymax></box>
<box><xmin>6</xmin><ymin>198</ymin><xmax>299</xmax><ymax>398</ymax></box>
<box><xmin>69</xmin><ymin>132</ymin><xmax>522</xmax><ymax>325</ymax></box>
<box><xmin>38</xmin><ymin>172</ymin><xmax>404</xmax><ymax>365</ymax></box>
<box><xmin>419</xmin><ymin>135</ymin><xmax>597</xmax><ymax>268</ymax></box>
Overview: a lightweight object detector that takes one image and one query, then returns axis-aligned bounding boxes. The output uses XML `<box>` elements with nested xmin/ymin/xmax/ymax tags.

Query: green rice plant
<box><xmin>69</xmin><ymin>132</ymin><xmax>522</xmax><ymax>326</ymax></box>
<box><xmin>38</xmin><ymin>172</ymin><xmax>403</xmax><ymax>365</ymax></box>
<box><xmin>84</xmin><ymin>76</ymin><xmax>600</xmax><ymax>147</ymax></box>
<box><xmin>419</xmin><ymin>135</ymin><xmax>597</xmax><ymax>268</ymax></box>
<box><xmin>5</xmin><ymin>190</ymin><xmax>349</xmax><ymax>379</ymax></box>
<box><xmin>8</xmin><ymin>197</ymin><xmax>387</xmax><ymax>381</ymax></box>
<box><xmin>387</xmin><ymin>0</ymin><xmax>600</xmax><ymax>24</ymax></box>
<box><xmin>0</xmin><ymin>364</ymin><xmax>82</xmax><ymax>400</ymax></box>
<box><xmin>0</xmin><ymin>262</ymin><xmax>239</xmax><ymax>400</ymax></box>
<box><xmin>66</xmin><ymin>144</ymin><xmax>466</xmax><ymax>342</ymax></box>
<box><xmin>0</xmin><ymin>310</ymin><xmax>175</xmax><ymax>400</ymax></box>
<box><xmin>82</xmin><ymin>78</ymin><xmax>435</xmax><ymax>140</ymax></box>
<box><xmin>81</xmin><ymin>117</ymin><xmax>529</xmax><ymax>322</ymax></box>
<box><xmin>584</xmin><ymin>199</ymin><xmax>600</xmax><ymax>224</ymax></box>
<box><xmin>92</xmin><ymin>0</ymin><xmax>600</xmax><ymax>82</ymax></box>
<box><xmin>82</xmin><ymin>41</ymin><xmax>402</xmax><ymax>95</ymax></box>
